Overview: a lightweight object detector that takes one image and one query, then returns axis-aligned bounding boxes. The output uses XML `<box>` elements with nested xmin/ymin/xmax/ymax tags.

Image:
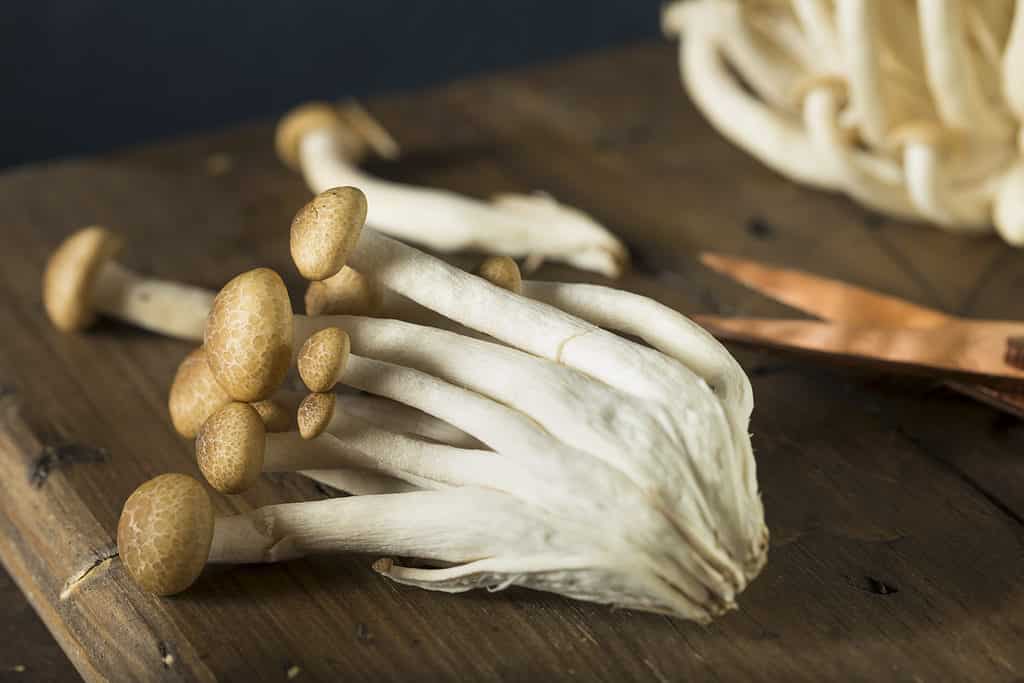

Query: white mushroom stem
<box><xmin>671</xmin><ymin>0</ymin><xmax>841</xmax><ymax>189</ymax></box>
<box><xmin>300</xmin><ymin>469</ymin><xmax>417</xmax><ymax>496</ymax></box>
<box><xmin>518</xmin><ymin>280</ymin><xmax>752</xmax><ymax>421</ymax></box>
<box><xmin>92</xmin><ymin>261</ymin><xmax>214</xmax><ymax>340</ymax></box>
<box><xmin>1002</xmin><ymin>1</ymin><xmax>1024</xmax><ymax>118</ymax></box>
<box><xmin>297</xmin><ymin>129</ymin><xmax>626</xmax><ymax>277</ymax></box>
<box><xmin>899</xmin><ymin>138</ymin><xmax>992</xmax><ymax>229</ymax></box>
<box><xmin>801</xmin><ymin>83</ymin><xmax>919</xmax><ymax>219</ymax></box>
<box><xmin>837</xmin><ymin>0</ymin><xmax>889</xmax><ymax>146</ymax></box>
<box><xmin>918</xmin><ymin>0</ymin><xmax>1013</xmax><ymax>136</ymax></box>
<box><xmin>298</xmin><ymin>408</ymin><xmax>523</xmax><ymax>490</ymax></box>
<box><xmin>206</xmin><ymin>488</ymin><xmax>553</xmax><ymax>566</ymax></box>
<box><xmin>792</xmin><ymin>0</ymin><xmax>840</xmax><ymax>72</ymax></box>
<box><xmin>335</xmin><ymin>392</ymin><xmax>482</xmax><ymax>449</ymax></box>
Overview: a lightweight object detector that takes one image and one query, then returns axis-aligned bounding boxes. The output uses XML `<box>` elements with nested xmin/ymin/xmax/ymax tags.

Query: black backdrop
<box><xmin>0</xmin><ymin>1</ymin><xmax>659</xmax><ymax>168</ymax></box>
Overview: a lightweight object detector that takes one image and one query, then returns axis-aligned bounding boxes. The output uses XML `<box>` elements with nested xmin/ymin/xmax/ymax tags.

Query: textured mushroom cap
<box><xmin>290</xmin><ymin>187</ymin><xmax>368</xmax><ymax>281</ymax></box>
<box><xmin>168</xmin><ymin>348</ymin><xmax>232</xmax><ymax>439</ymax></box>
<box><xmin>117</xmin><ymin>473</ymin><xmax>215</xmax><ymax>596</ymax></box>
<box><xmin>43</xmin><ymin>226</ymin><xmax>123</xmax><ymax>332</ymax></box>
<box><xmin>476</xmin><ymin>256</ymin><xmax>523</xmax><ymax>294</ymax></box>
<box><xmin>304</xmin><ymin>266</ymin><xmax>382</xmax><ymax>316</ymax></box>
<box><xmin>297</xmin><ymin>327</ymin><xmax>351</xmax><ymax>393</ymax></box>
<box><xmin>196</xmin><ymin>402</ymin><xmax>266</xmax><ymax>494</ymax></box>
<box><xmin>275</xmin><ymin>102</ymin><xmax>345</xmax><ymax>171</ymax></box>
<box><xmin>298</xmin><ymin>392</ymin><xmax>336</xmax><ymax>439</ymax></box>
<box><xmin>204</xmin><ymin>268</ymin><xmax>294</xmax><ymax>402</ymax></box>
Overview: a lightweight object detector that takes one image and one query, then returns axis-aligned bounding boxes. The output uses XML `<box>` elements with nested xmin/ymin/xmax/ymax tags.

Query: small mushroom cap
<box><xmin>117</xmin><ymin>473</ymin><xmax>215</xmax><ymax>596</ymax></box>
<box><xmin>196</xmin><ymin>402</ymin><xmax>266</xmax><ymax>494</ymax></box>
<box><xmin>290</xmin><ymin>187</ymin><xmax>368</xmax><ymax>281</ymax></box>
<box><xmin>204</xmin><ymin>268</ymin><xmax>294</xmax><ymax>403</ymax></box>
<box><xmin>476</xmin><ymin>256</ymin><xmax>523</xmax><ymax>294</ymax></box>
<box><xmin>43</xmin><ymin>226</ymin><xmax>123</xmax><ymax>332</ymax></box>
<box><xmin>298</xmin><ymin>392</ymin><xmax>336</xmax><ymax>439</ymax></box>
<box><xmin>168</xmin><ymin>348</ymin><xmax>232</xmax><ymax>439</ymax></box>
<box><xmin>304</xmin><ymin>266</ymin><xmax>382</xmax><ymax>316</ymax></box>
<box><xmin>275</xmin><ymin>102</ymin><xmax>345</xmax><ymax>171</ymax></box>
<box><xmin>297</xmin><ymin>327</ymin><xmax>351</xmax><ymax>393</ymax></box>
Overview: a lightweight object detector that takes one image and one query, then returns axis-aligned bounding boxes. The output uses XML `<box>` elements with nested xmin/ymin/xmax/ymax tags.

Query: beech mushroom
<box><xmin>158</xmin><ymin>186</ymin><xmax>766</xmax><ymax>618</ymax></box>
<box><xmin>195</xmin><ymin>397</ymin><xmax>496</xmax><ymax>496</ymax></box>
<box><xmin>276</xmin><ymin>102</ymin><xmax>628</xmax><ymax>277</ymax></box>
<box><xmin>664</xmin><ymin>0</ymin><xmax>1024</xmax><ymax>245</ymax></box>
<box><xmin>43</xmin><ymin>226</ymin><xmax>215</xmax><ymax>339</ymax></box>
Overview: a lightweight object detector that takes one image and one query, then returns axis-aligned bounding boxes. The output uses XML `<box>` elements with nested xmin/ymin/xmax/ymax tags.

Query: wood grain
<box><xmin>1</xmin><ymin>41</ymin><xmax>1023</xmax><ymax>681</ymax></box>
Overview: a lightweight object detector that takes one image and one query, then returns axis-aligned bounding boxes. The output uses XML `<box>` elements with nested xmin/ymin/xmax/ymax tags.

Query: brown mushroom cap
<box><xmin>476</xmin><ymin>256</ymin><xmax>523</xmax><ymax>294</ymax></box>
<box><xmin>168</xmin><ymin>348</ymin><xmax>232</xmax><ymax>439</ymax></box>
<box><xmin>196</xmin><ymin>402</ymin><xmax>266</xmax><ymax>494</ymax></box>
<box><xmin>297</xmin><ymin>327</ymin><xmax>351</xmax><ymax>393</ymax></box>
<box><xmin>274</xmin><ymin>102</ymin><xmax>345</xmax><ymax>171</ymax></box>
<box><xmin>304</xmin><ymin>266</ymin><xmax>382</xmax><ymax>316</ymax></box>
<box><xmin>43</xmin><ymin>226</ymin><xmax>123</xmax><ymax>332</ymax></box>
<box><xmin>297</xmin><ymin>392</ymin><xmax>337</xmax><ymax>439</ymax></box>
<box><xmin>117</xmin><ymin>473</ymin><xmax>215</xmax><ymax>596</ymax></box>
<box><xmin>204</xmin><ymin>268</ymin><xmax>294</xmax><ymax>403</ymax></box>
<box><xmin>290</xmin><ymin>187</ymin><xmax>368</xmax><ymax>281</ymax></box>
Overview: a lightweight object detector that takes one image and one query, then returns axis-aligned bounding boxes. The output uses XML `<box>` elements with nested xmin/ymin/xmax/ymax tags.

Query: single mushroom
<box><xmin>43</xmin><ymin>226</ymin><xmax>215</xmax><ymax>339</ymax></box>
<box><xmin>119</xmin><ymin>473</ymin><xmax>603</xmax><ymax>599</ymax></box>
<box><xmin>276</xmin><ymin>102</ymin><xmax>628</xmax><ymax>277</ymax></box>
<box><xmin>195</xmin><ymin>397</ymin><xmax>498</xmax><ymax>496</ymax></box>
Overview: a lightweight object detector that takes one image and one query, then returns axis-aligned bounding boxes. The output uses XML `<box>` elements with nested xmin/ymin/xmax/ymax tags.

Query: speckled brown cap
<box><xmin>297</xmin><ymin>392</ymin><xmax>336</xmax><ymax>439</ymax></box>
<box><xmin>168</xmin><ymin>348</ymin><xmax>232</xmax><ymax>439</ymax></box>
<box><xmin>297</xmin><ymin>327</ymin><xmax>351</xmax><ymax>393</ymax></box>
<box><xmin>196</xmin><ymin>402</ymin><xmax>265</xmax><ymax>494</ymax></box>
<box><xmin>204</xmin><ymin>268</ymin><xmax>294</xmax><ymax>403</ymax></box>
<box><xmin>304</xmin><ymin>266</ymin><xmax>382</xmax><ymax>316</ymax></box>
<box><xmin>275</xmin><ymin>102</ymin><xmax>346</xmax><ymax>171</ymax></box>
<box><xmin>476</xmin><ymin>256</ymin><xmax>523</xmax><ymax>294</ymax></box>
<box><xmin>43</xmin><ymin>226</ymin><xmax>123</xmax><ymax>332</ymax></box>
<box><xmin>117</xmin><ymin>473</ymin><xmax>215</xmax><ymax>596</ymax></box>
<box><xmin>290</xmin><ymin>187</ymin><xmax>368</xmax><ymax>281</ymax></box>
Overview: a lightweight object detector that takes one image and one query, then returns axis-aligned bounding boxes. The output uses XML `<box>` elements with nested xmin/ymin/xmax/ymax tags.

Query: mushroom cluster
<box><xmin>276</xmin><ymin>101</ymin><xmax>629</xmax><ymax>276</ymax></box>
<box><xmin>664</xmin><ymin>0</ymin><xmax>1024</xmax><ymax>244</ymax></box>
<box><xmin>110</xmin><ymin>186</ymin><xmax>767</xmax><ymax>621</ymax></box>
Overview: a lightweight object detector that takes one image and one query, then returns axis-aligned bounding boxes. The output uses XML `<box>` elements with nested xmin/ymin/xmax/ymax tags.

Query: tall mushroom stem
<box><xmin>837</xmin><ymin>0</ymin><xmax>889</xmax><ymax>146</ymax></box>
<box><xmin>277</xmin><ymin>103</ymin><xmax>627</xmax><ymax>277</ymax></box>
<box><xmin>1003</xmin><ymin>0</ymin><xmax>1024</xmax><ymax>119</ymax></box>
<box><xmin>668</xmin><ymin>0</ymin><xmax>840</xmax><ymax>189</ymax></box>
<box><xmin>44</xmin><ymin>226</ymin><xmax>214</xmax><ymax>339</ymax></box>
<box><xmin>918</xmin><ymin>0</ymin><xmax>1013</xmax><ymax>137</ymax></box>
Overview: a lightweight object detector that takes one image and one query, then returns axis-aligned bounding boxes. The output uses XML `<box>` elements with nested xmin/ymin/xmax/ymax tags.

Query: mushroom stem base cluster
<box><xmin>665</xmin><ymin>0</ymin><xmax>1024</xmax><ymax>245</ymax></box>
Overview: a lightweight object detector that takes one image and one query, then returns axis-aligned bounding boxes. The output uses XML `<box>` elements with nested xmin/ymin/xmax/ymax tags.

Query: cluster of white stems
<box><xmin>665</xmin><ymin>0</ymin><xmax>1024</xmax><ymax>244</ymax></box>
<box><xmin>92</xmin><ymin>184</ymin><xmax>768</xmax><ymax>621</ymax></box>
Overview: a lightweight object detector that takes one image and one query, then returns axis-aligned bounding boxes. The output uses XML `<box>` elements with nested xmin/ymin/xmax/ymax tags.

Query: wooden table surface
<box><xmin>2</xmin><ymin>41</ymin><xmax>1024</xmax><ymax>682</ymax></box>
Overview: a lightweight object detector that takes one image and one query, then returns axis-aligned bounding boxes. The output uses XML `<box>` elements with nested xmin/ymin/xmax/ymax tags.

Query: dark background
<box><xmin>1</xmin><ymin>1</ymin><xmax>660</xmax><ymax>169</ymax></box>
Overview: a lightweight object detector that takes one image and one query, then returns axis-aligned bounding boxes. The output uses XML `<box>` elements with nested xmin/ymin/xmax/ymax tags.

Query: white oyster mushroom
<box><xmin>120</xmin><ymin>189</ymin><xmax>767</xmax><ymax>621</ymax></box>
<box><xmin>275</xmin><ymin>102</ymin><xmax>628</xmax><ymax>277</ymax></box>
<box><xmin>664</xmin><ymin>0</ymin><xmax>1024</xmax><ymax>245</ymax></box>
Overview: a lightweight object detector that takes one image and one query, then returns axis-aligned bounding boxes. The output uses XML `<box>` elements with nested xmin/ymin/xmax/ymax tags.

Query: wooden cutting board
<box><xmin>2</xmin><ymin>42</ymin><xmax>1023</xmax><ymax>682</ymax></box>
